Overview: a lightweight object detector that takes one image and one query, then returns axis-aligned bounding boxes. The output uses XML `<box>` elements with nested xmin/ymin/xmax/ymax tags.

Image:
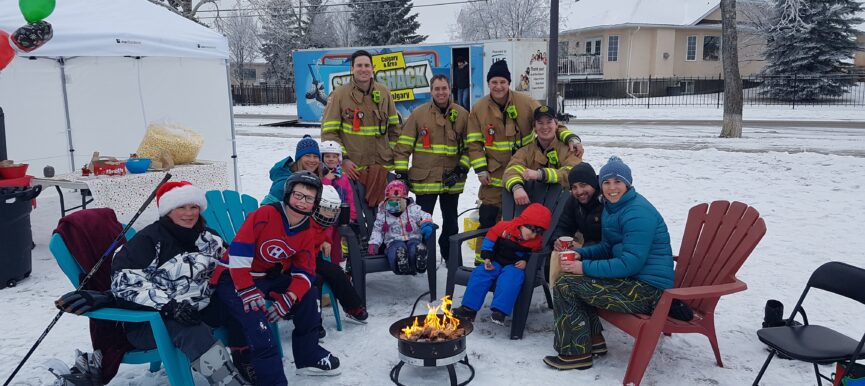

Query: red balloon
<box><xmin>0</xmin><ymin>30</ymin><xmax>16</xmax><ymax>71</ymax></box>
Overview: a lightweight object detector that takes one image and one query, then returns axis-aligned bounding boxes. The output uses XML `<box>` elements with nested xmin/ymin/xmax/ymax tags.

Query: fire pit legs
<box><xmin>389</xmin><ymin>356</ymin><xmax>475</xmax><ymax>386</ymax></box>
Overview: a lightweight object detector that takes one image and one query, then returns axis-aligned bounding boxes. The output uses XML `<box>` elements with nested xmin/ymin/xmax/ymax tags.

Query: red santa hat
<box><xmin>156</xmin><ymin>181</ymin><xmax>207</xmax><ymax>217</ymax></box>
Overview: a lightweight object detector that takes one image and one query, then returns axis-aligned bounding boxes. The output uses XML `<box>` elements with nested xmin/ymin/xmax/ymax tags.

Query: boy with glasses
<box><xmin>213</xmin><ymin>171</ymin><xmax>340</xmax><ymax>384</ymax></box>
<box><xmin>452</xmin><ymin>203</ymin><xmax>552</xmax><ymax>326</ymax></box>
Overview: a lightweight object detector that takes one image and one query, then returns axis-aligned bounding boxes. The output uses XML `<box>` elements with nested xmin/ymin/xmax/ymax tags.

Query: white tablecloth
<box><xmin>50</xmin><ymin>161</ymin><xmax>230</xmax><ymax>221</ymax></box>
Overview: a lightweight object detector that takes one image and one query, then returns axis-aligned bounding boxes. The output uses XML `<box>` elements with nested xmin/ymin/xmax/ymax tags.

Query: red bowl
<box><xmin>0</xmin><ymin>164</ymin><xmax>29</xmax><ymax>179</ymax></box>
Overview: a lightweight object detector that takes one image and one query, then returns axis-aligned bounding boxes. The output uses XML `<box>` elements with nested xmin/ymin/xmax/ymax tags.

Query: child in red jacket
<box><xmin>452</xmin><ymin>203</ymin><xmax>552</xmax><ymax>325</ymax></box>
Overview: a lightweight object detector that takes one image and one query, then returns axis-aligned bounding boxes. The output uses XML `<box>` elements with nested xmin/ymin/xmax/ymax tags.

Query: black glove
<box><xmin>160</xmin><ymin>299</ymin><xmax>201</xmax><ymax>326</ymax></box>
<box><xmin>394</xmin><ymin>170</ymin><xmax>408</xmax><ymax>182</ymax></box>
<box><xmin>264</xmin><ymin>265</ymin><xmax>285</xmax><ymax>279</ymax></box>
<box><xmin>55</xmin><ymin>290</ymin><xmax>115</xmax><ymax>315</ymax></box>
<box><xmin>442</xmin><ymin>166</ymin><xmax>469</xmax><ymax>188</ymax></box>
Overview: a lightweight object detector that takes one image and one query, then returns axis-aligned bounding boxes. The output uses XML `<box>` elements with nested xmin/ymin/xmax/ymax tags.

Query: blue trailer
<box><xmin>292</xmin><ymin>39</ymin><xmax>550</xmax><ymax>123</ymax></box>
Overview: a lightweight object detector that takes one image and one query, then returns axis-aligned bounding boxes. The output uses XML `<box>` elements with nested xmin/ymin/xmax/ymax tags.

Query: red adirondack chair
<box><xmin>597</xmin><ymin>201</ymin><xmax>767</xmax><ymax>386</ymax></box>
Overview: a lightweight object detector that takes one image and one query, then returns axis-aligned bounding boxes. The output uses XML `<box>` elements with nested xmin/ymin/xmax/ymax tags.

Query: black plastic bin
<box><xmin>0</xmin><ymin>185</ymin><xmax>42</xmax><ymax>288</ymax></box>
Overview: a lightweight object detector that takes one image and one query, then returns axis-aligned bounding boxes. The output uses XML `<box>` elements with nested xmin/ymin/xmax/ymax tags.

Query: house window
<box><xmin>608</xmin><ymin>35</ymin><xmax>619</xmax><ymax>62</ymax></box>
<box><xmin>703</xmin><ymin>35</ymin><xmax>720</xmax><ymax>61</ymax></box>
<box><xmin>680</xmin><ymin>80</ymin><xmax>695</xmax><ymax>94</ymax></box>
<box><xmin>241</xmin><ymin>68</ymin><xmax>257</xmax><ymax>80</ymax></box>
<box><xmin>686</xmin><ymin>36</ymin><xmax>697</xmax><ymax>61</ymax></box>
<box><xmin>586</xmin><ymin>38</ymin><xmax>602</xmax><ymax>55</ymax></box>
<box><xmin>559</xmin><ymin>41</ymin><xmax>570</xmax><ymax>57</ymax></box>
<box><xmin>629</xmin><ymin>80</ymin><xmax>649</xmax><ymax>95</ymax></box>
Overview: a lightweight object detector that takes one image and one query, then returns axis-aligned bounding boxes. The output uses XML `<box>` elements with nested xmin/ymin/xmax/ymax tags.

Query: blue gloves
<box><xmin>421</xmin><ymin>222</ymin><xmax>434</xmax><ymax>239</ymax></box>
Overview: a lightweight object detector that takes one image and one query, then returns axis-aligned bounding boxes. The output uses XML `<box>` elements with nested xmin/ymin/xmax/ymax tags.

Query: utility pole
<box><xmin>546</xmin><ymin>0</ymin><xmax>559</xmax><ymax>109</ymax></box>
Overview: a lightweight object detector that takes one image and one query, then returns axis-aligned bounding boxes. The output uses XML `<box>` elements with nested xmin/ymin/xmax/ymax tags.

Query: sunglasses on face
<box><xmin>290</xmin><ymin>191</ymin><xmax>317</xmax><ymax>203</ymax></box>
<box><xmin>524</xmin><ymin>225</ymin><xmax>544</xmax><ymax>234</ymax></box>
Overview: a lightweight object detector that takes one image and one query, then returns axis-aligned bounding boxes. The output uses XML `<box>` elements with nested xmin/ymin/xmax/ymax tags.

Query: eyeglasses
<box><xmin>524</xmin><ymin>225</ymin><xmax>544</xmax><ymax>234</ymax></box>
<box><xmin>290</xmin><ymin>191</ymin><xmax>317</xmax><ymax>203</ymax></box>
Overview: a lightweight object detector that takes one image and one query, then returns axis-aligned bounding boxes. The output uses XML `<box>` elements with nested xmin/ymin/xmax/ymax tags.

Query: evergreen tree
<box><xmin>259</xmin><ymin>0</ymin><xmax>338</xmax><ymax>83</ymax></box>
<box><xmin>351</xmin><ymin>0</ymin><xmax>427</xmax><ymax>46</ymax></box>
<box><xmin>761</xmin><ymin>0</ymin><xmax>864</xmax><ymax>101</ymax></box>
<box><xmin>259</xmin><ymin>0</ymin><xmax>305</xmax><ymax>83</ymax></box>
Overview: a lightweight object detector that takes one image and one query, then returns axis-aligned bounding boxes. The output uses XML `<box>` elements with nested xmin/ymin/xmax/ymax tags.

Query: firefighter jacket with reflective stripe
<box><xmin>321</xmin><ymin>79</ymin><xmax>401</xmax><ymax>168</ymax></box>
<box><xmin>466</xmin><ymin>90</ymin><xmax>577</xmax><ymax>187</ymax></box>
<box><xmin>393</xmin><ymin>101</ymin><xmax>470</xmax><ymax>195</ymax></box>
<box><xmin>502</xmin><ymin>135</ymin><xmax>582</xmax><ymax>192</ymax></box>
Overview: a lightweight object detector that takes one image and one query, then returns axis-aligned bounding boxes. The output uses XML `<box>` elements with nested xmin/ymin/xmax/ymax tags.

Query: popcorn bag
<box><xmin>136</xmin><ymin>122</ymin><xmax>204</xmax><ymax>166</ymax></box>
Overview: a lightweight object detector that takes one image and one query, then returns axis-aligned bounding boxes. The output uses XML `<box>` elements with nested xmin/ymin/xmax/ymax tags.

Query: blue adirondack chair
<box><xmin>49</xmin><ymin>229</ymin><xmax>196</xmax><ymax>386</ymax></box>
<box><xmin>202</xmin><ymin>190</ymin><xmax>342</xmax><ymax>331</ymax></box>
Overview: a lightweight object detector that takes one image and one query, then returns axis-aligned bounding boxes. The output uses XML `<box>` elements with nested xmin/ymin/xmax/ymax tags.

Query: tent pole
<box><xmin>59</xmin><ymin>57</ymin><xmax>76</xmax><ymax>171</ymax></box>
<box><xmin>224</xmin><ymin>59</ymin><xmax>240</xmax><ymax>191</ymax></box>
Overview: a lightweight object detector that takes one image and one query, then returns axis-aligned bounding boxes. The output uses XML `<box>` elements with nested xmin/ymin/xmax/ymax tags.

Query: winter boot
<box><xmin>591</xmin><ymin>334</ymin><xmax>608</xmax><ymax>356</ymax></box>
<box><xmin>52</xmin><ymin>349</ymin><xmax>102</xmax><ymax>386</ymax></box>
<box><xmin>296</xmin><ymin>353</ymin><xmax>341</xmax><ymax>376</ymax></box>
<box><xmin>394</xmin><ymin>246</ymin><xmax>413</xmax><ymax>275</ymax></box>
<box><xmin>452</xmin><ymin>306</ymin><xmax>477</xmax><ymax>322</ymax></box>
<box><xmin>543</xmin><ymin>354</ymin><xmax>593</xmax><ymax>370</ymax></box>
<box><xmin>490</xmin><ymin>309</ymin><xmax>506</xmax><ymax>326</ymax></box>
<box><xmin>191</xmin><ymin>342</ymin><xmax>251</xmax><ymax>386</ymax></box>
<box><xmin>762</xmin><ymin>299</ymin><xmax>785</xmax><ymax>328</ymax></box>
<box><xmin>345</xmin><ymin>306</ymin><xmax>369</xmax><ymax>324</ymax></box>
<box><xmin>415</xmin><ymin>244</ymin><xmax>428</xmax><ymax>273</ymax></box>
<box><xmin>230</xmin><ymin>349</ymin><xmax>256</xmax><ymax>385</ymax></box>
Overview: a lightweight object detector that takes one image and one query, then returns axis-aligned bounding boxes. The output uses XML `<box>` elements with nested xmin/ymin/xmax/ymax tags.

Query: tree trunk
<box><xmin>720</xmin><ymin>0</ymin><xmax>743</xmax><ymax>138</ymax></box>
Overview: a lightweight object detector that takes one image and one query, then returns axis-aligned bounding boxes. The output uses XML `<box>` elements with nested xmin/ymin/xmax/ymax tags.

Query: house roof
<box><xmin>563</xmin><ymin>0</ymin><xmax>719</xmax><ymax>33</ymax></box>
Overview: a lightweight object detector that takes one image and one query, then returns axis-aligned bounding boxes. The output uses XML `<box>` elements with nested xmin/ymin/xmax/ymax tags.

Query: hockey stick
<box><xmin>3</xmin><ymin>173</ymin><xmax>172</xmax><ymax>386</ymax></box>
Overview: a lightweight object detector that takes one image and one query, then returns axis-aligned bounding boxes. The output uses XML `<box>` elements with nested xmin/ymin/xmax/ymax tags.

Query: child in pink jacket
<box><xmin>320</xmin><ymin>140</ymin><xmax>356</xmax><ymax>264</ymax></box>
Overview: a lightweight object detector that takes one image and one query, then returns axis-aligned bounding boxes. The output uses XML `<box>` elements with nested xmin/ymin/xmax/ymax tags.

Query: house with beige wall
<box><xmin>558</xmin><ymin>0</ymin><xmax>766</xmax><ymax>81</ymax></box>
<box><xmin>856</xmin><ymin>30</ymin><xmax>865</xmax><ymax>70</ymax></box>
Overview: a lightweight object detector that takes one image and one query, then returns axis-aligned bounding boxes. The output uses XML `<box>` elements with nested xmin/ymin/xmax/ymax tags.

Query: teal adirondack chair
<box><xmin>202</xmin><ymin>190</ymin><xmax>342</xmax><ymax>331</ymax></box>
<box><xmin>49</xmin><ymin>228</ymin><xmax>196</xmax><ymax>386</ymax></box>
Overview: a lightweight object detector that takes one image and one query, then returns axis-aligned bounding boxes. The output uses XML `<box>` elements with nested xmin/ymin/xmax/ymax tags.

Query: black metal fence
<box><xmin>231</xmin><ymin>84</ymin><xmax>296</xmax><ymax>105</ymax></box>
<box><xmin>562</xmin><ymin>74</ymin><xmax>865</xmax><ymax>108</ymax></box>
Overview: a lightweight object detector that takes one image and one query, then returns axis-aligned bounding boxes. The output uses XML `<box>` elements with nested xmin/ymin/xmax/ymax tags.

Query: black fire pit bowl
<box><xmin>389</xmin><ymin>314</ymin><xmax>475</xmax><ymax>386</ymax></box>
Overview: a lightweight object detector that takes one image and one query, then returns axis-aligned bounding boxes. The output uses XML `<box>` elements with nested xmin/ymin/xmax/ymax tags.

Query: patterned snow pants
<box><xmin>553</xmin><ymin>274</ymin><xmax>663</xmax><ymax>356</ymax></box>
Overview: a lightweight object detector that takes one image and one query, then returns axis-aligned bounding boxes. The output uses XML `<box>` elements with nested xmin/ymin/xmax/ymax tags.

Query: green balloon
<box><xmin>19</xmin><ymin>0</ymin><xmax>55</xmax><ymax>24</ymax></box>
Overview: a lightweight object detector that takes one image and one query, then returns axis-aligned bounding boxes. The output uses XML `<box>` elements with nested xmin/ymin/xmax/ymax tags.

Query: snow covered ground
<box><xmin>2</xmin><ymin>114</ymin><xmax>865</xmax><ymax>385</ymax></box>
<box><xmin>232</xmin><ymin>102</ymin><xmax>865</xmax><ymax>122</ymax></box>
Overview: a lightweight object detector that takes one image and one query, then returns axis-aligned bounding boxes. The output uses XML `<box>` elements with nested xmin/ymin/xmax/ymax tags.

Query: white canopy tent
<box><xmin>0</xmin><ymin>0</ymin><xmax>240</xmax><ymax>188</ymax></box>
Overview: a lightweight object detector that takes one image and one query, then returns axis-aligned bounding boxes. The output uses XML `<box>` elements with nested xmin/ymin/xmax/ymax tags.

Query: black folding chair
<box><xmin>341</xmin><ymin>177</ymin><xmax>437</xmax><ymax>306</ymax></box>
<box><xmin>446</xmin><ymin>181</ymin><xmax>569</xmax><ymax>339</ymax></box>
<box><xmin>752</xmin><ymin>261</ymin><xmax>865</xmax><ymax>385</ymax></box>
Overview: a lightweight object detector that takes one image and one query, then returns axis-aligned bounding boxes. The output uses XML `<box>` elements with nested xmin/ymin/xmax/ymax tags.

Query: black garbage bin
<box><xmin>0</xmin><ymin>185</ymin><xmax>42</xmax><ymax>289</ymax></box>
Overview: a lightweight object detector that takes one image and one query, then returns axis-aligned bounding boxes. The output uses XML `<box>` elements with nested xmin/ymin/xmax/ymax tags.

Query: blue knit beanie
<box><xmin>598</xmin><ymin>156</ymin><xmax>632</xmax><ymax>187</ymax></box>
<box><xmin>295</xmin><ymin>135</ymin><xmax>320</xmax><ymax>160</ymax></box>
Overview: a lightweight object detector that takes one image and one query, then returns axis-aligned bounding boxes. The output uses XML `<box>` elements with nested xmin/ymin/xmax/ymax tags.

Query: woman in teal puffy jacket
<box><xmin>543</xmin><ymin>156</ymin><xmax>674</xmax><ymax>371</ymax></box>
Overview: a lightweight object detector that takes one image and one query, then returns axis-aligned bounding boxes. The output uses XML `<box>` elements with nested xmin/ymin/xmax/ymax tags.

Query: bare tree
<box><xmin>330</xmin><ymin>5</ymin><xmax>357</xmax><ymax>47</ymax></box>
<box><xmin>720</xmin><ymin>0</ymin><xmax>743</xmax><ymax>138</ymax></box>
<box><xmin>454</xmin><ymin>0</ymin><xmax>551</xmax><ymax>40</ymax></box>
<box><xmin>147</xmin><ymin>0</ymin><xmax>218</xmax><ymax>22</ymax></box>
<box><xmin>215</xmin><ymin>1</ymin><xmax>260</xmax><ymax>84</ymax></box>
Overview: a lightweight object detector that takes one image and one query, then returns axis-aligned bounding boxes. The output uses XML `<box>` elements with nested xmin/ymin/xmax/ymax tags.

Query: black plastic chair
<box><xmin>342</xmin><ymin>177</ymin><xmax>438</xmax><ymax>306</ymax></box>
<box><xmin>752</xmin><ymin>261</ymin><xmax>865</xmax><ymax>386</ymax></box>
<box><xmin>446</xmin><ymin>181</ymin><xmax>568</xmax><ymax>339</ymax></box>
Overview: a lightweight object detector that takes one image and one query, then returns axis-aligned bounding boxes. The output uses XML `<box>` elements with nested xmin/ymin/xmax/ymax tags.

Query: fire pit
<box><xmin>388</xmin><ymin>295</ymin><xmax>475</xmax><ymax>385</ymax></box>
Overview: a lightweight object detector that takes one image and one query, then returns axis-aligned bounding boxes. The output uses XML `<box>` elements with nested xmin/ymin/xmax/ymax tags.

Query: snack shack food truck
<box><xmin>293</xmin><ymin>39</ymin><xmax>550</xmax><ymax>123</ymax></box>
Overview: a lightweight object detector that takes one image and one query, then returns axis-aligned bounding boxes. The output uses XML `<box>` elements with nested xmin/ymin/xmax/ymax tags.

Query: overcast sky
<box><xmin>212</xmin><ymin>0</ymin><xmax>577</xmax><ymax>44</ymax></box>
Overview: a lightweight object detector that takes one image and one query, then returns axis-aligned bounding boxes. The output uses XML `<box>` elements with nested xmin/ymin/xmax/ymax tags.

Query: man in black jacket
<box><xmin>452</xmin><ymin>56</ymin><xmax>470</xmax><ymax>110</ymax></box>
<box><xmin>550</xmin><ymin>162</ymin><xmax>603</xmax><ymax>250</ymax></box>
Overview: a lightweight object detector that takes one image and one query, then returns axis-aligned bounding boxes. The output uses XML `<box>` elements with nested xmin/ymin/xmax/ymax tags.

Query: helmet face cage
<box><xmin>314</xmin><ymin>186</ymin><xmax>341</xmax><ymax>226</ymax></box>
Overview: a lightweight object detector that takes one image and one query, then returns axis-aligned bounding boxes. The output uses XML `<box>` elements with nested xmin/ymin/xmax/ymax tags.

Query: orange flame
<box><xmin>401</xmin><ymin>296</ymin><xmax>461</xmax><ymax>339</ymax></box>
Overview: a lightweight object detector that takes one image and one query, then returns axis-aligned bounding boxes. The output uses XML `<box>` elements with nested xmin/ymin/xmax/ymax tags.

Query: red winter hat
<box><xmin>156</xmin><ymin>181</ymin><xmax>207</xmax><ymax>217</ymax></box>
